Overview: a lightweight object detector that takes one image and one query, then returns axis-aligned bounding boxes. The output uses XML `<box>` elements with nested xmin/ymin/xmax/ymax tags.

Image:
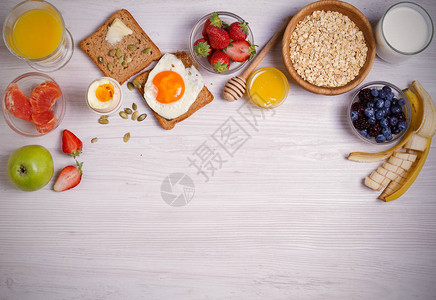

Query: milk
<box><xmin>375</xmin><ymin>2</ymin><xmax>433</xmax><ymax>63</ymax></box>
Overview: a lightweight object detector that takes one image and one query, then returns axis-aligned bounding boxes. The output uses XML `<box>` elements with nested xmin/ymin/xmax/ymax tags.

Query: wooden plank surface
<box><xmin>0</xmin><ymin>0</ymin><xmax>436</xmax><ymax>299</ymax></box>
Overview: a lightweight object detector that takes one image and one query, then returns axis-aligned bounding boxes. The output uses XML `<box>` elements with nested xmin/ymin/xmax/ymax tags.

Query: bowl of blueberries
<box><xmin>348</xmin><ymin>81</ymin><xmax>411</xmax><ymax>144</ymax></box>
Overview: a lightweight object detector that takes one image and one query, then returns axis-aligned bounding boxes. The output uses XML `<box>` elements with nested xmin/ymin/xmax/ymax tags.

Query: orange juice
<box><xmin>247</xmin><ymin>67</ymin><xmax>289</xmax><ymax>108</ymax></box>
<box><xmin>12</xmin><ymin>9</ymin><xmax>63</xmax><ymax>59</ymax></box>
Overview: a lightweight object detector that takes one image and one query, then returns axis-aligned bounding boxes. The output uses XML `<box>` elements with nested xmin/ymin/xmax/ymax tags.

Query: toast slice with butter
<box><xmin>80</xmin><ymin>9</ymin><xmax>161</xmax><ymax>85</ymax></box>
<box><xmin>135</xmin><ymin>51</ymin><xmax>214</xmax><ymax>130</ymax></box>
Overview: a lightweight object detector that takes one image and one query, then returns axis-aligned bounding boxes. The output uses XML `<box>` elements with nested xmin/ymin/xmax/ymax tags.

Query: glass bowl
<box><xmin>189</xmin><ymin>11</ymin><xmax>254</xmax><ymax>75</ymax></box>
<box><xmin>348</xmin><ymin>81</ymin><xmax>411</xmax><ymax>144</ymax></box>
<box><xmin>2</xmin><ymin>72</ymin><xmax>65</xmax><ymax>137</ymax></box>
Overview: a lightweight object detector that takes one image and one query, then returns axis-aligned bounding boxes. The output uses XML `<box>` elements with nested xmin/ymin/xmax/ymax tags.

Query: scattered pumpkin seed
<box><xmin>142</xmin><ymin>47</ymin><xmax>151</xmax><ymax>54</ymax></box>
<box><xmin>91</xmin><ymin>137</ymin><xmax>98</xmax><ymax>143</ymax></box>
<box><xmin>98</xmin><ymin>118</ymin><xmax>109</xmax><ymax>125</ymax></box>
<box><xmin>133</xmin><ymin>79</ymin><xmax>141</xmax><ymax>88</ymax></box>
<box><xmin>100</xmin><ymin>115</ymin><xmax>109</xmax><ymax>119</ymax></box>
<box><xmin>132</xmin><ymin>103</ymin><xmax>137</xmax><ymax>110</ymax></box>
<box><xmin>137</xmin><ymin>113</ymin><xmax>147</xmax><ymax>122</ymax></box>
<box><xmin>108</xmin><ymin>49</ymin><xmax>116</xmax><ymax>57</ymax></box>
<box><xmin>115</xmin><ymin>48</ymin><xmax>122</xmax><ymax>58</ymax></box>
<box><xmin>131</xmin><ymin>110</ymin><xmax>139</xmax><ymax>121</ymax></box>
<box><xmin>125</xmin><ymin>55</ymin><xmax>132</xmax><ymax>63</ymax></box>
<box><xmin>97</xmin><ymin>56</ymin><xmax>104</xmax><ymax>64</ymax></box>
<box><xmin>107</xmin><ymin>63</ymin><xmax>114</xmax><ymax>72</ymax></box>
<box><xmin>124</xmin><ymin>107</ymin><xmax>133</xmax><ymax>114</ymax></box>
<box><xmin>127</xmin><ymin>44</ymin><xmax>137</xmax><ymax>51</ymax></box>
<box><xmin>127</xmin><ymin>82</ymin><xmax>135</xmax><ymax>91</ymax></box>
<box><xmin>123</xmin><ymin>132</ymin><xmax>130</xmax><ymax>143</ymax></box>
<box><xmin>119</xmin><ymin>111</ymin><xmax>128</xmax><ymax>119</ymax></box>
<box><xmin>115</xmin><ymin>55</ymin><xmax>125</xmax><ymax>66</ymax></box>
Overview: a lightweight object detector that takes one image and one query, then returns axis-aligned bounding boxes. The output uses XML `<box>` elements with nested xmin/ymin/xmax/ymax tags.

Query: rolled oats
<box><xmin>290</xmin><ymin>10</ymin><xmax>368</xmax><ymax>88</ymax></box>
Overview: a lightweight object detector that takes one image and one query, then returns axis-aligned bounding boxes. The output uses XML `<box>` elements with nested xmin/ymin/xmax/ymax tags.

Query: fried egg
<box><xmin>143</xmin><ymin>53</ymin><xmax>204</xmax><ymax>119</ymax></box>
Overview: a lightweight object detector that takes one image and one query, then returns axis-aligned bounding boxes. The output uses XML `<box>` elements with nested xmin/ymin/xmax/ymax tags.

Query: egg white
<box><xmin>143</xmin><ymin>53</ymin><xmax>204</xmax><ymax>120</ymax></box>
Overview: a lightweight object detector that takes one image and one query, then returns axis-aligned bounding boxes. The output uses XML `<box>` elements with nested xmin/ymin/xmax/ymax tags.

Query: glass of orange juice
<box><xmin>2</xmin><ymin>0</ymin><xmax>74</xmax><ymax>72</ymax></box>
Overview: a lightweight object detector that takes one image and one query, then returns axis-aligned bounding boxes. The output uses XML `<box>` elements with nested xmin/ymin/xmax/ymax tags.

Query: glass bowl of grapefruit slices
<box><xmin>2</xmin><ymin>72</ymin><xmax>65</xmax><ymax>136</ymax></box>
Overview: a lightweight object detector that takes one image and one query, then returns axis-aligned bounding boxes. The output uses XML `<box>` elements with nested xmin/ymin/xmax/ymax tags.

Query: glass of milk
<box><xmin>375</xmin><ymin>2</ymin><xmax>433</xmax><ymax>63</ymax></box>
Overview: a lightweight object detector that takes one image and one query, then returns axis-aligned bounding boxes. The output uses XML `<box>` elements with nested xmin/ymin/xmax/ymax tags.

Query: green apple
<box><xmin>7</xmin><ymin>145</ymin><xmax>54</xmax><ymax>191</ymax></box>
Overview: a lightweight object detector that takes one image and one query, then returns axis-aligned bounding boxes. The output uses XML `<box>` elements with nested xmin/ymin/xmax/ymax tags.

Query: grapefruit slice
<box><xmin>29</xmin><ymin>81</ymin><xmax>62</xmax><ymax>112</ymax></box>
<box><xmin>32</xmin><ymin>110</ymin><xmax>56</xmax><ymax>125</ymax></box>
<box><xmin>4</xmin><ymin>83</ymin><xmax>33</xmax><ymax>121</ymax></box>
<box><xmin>32</xmin><ymin>110</ymin><xmax>57</xmax><ymax>133</ymax></box>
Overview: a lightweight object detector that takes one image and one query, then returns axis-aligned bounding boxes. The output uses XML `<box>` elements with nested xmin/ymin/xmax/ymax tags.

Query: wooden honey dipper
<box><xmin>223</xmin><ymin>16</ymin><xmax>292</xmax><ymax>101</ymax></box>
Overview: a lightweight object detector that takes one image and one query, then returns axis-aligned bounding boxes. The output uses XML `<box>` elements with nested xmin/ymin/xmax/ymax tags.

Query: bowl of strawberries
<box><xmin>190</xmin><ymin>11</ymin><xmax>255</xmax><ymax>74</ymax></box>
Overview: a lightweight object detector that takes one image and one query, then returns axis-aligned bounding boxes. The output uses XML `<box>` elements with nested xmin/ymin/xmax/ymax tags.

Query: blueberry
<box><xmin>375</xmin><ymin>134</ymin><xmax>386</xmax><ymax>143</ymax></box>
<box><xmin>371</xmin><ymin>89</ymin><xmax>379</xmax><ymax>97</ymax></box>
<box><xmin>382</xmin><ymin>85</ymin><xmax>392</xmax><ymax>93</ymax></box>
<box><xmin>380</xmin><ymin>118</ymin><xmax>388</xmax><ymax>128</ymax></box>
<box><xmin>390</xmin><ymin>116</ymin><xmax>398</xmax><ymax>126</ymax></box>
<box><xmin>386</xmin><ymin>92</ymin><xmax>394</xmax><ymax>101</ymax></box>
<box><xmin>379</xmin><ymin>89</ymin><xmax>387</xmax><ymax>99</ymax></box>
<box><xmin>385</xmin><ymin>133</ymin><xmax>393</xmax><ymax>141</ymax></box>
<box><xmin>375</xmin><ymin>109</ymin><xmax>384</xmax><ymax>120</ymax></box>
<box><xmin>391</xmin><ymin>105</ymin><xmax>401</xmax><ymax>114</ymax></box>
<box><xmin>382</xmin><ymin>107</ymin><xmax>390</xmax><ymax>117</ymax></box>
<box><xmin>375</xmin><ymin>99</ymin><xmax>384</xmax><ymax>109</ymax></box>
<box><xmin>364</xmin><ymin>107</ymin><xmax>375</xmax><ymax>118</ymax></box>
<box><xmin>382</xmin><ymin>126</ymin><xmax>391</xmax><ymax>137</ymax></box>
<box><xmin>398</xmin><ymin>98</ymin><xmax>406</xmax><ymax>106</ymax></box>
<box><xmin>360</xmin><ymin>129</ymin><xmax>370</xmax><ymax>138</ymax></box>
<box><xmin>384</xmin><ymin>99</ymin><xmax>391</xmax><ymax>109</ymax></box>
<box><xmin>368</xmin><ymin>117</ymin><xmax>376</xmax><ymax>125</ymax></box>
<box><xmin>392</xmin><ymin>98</ymin><xmax>399</xmax><ymax>106</ymax></box>
<box><xmin>397</xmin><ymin>121</ymin><xmax>407</xmax><ymax>131</ymax></box>
<box><xmin>351</xmin><ymin>110</ymin><xmax>359</xmax><ymax>121</ymax></box>
<box><xmin>366</xmin><ymin>101</ymin><xmax>375</xmax><ymax>109</ymax></box>
<box><xmin>392</xmin><ymin>126</ymin><xmax>401</xmax><ymax>134</ymax></box>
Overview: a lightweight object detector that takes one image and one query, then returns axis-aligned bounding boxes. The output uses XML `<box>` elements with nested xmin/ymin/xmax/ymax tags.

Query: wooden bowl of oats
<box><xmin>282</xmin><ymin>0</ymin><xmax>376</xmax><ymax>95</ymax></box>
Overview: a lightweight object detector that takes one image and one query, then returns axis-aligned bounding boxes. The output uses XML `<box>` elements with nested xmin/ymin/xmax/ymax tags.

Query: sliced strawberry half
<box><xmin>53</xmin><ymin>161</ymin><xmax>83</xmax><ymax>192</ymax></box>
<box><xmin>224</xmin><ymin>40</ymin><xmax>256</xmax><ymax>62</ymax></box>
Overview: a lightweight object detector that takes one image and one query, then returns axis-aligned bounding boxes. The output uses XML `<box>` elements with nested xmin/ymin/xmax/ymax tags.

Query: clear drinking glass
<box><xmin>2</xmin><ymin>0</ymin><xmax>74</xmax><ymax>72</ymax></box>
<box><xmin>375</xmin><ymin>2</ymin><xmax>433</xmax><ymax>63</ymax></box>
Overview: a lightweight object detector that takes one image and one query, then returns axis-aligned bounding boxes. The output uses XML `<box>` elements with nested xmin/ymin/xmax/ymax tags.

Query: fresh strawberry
<box><xmin>227</xmin><ymin>22</ymin><xmax>249</xmax><ymax>41</ymax></box>
<box><xmin>206</xmin><ymin>25</ymin><xmax>230</xmax><ymax>49</ymax></box>
<box><xmin>207</xmin><ymin>50</ymin><xmax>214</xmax><ymax>64</ymax></box>
<box><xmin>62</xmin><ymin>129</ymin><xmax>83</xmax><ymax>157</ymax></box>
<box><xmin>223</xmin><ymin>40</ymin><xmax>256</xmax><ymax>62</ymax></box>
<box><xmin>53</xmin><ymin>161</ymin><xmax>83</xmax><ymax>192</ymax></box>
<box><xmin>210</xmin><ymin>50</ymin><xmax>231</xmax><ymax>73</ymax></box>
<box><xmin>202</xmin><ymin>12</ymin><xmax>222</xmax><ymax>37</ymax></box>
<box><xmin>193</xmin><ymin>38</ymin><xmax>212</xmax><ymax>57</ymax></box>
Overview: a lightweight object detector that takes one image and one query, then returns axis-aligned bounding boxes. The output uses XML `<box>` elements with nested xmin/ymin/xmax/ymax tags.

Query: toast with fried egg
<box><xmin>135</xmin><ymin>51</ymin><xmax>214</xmax><ymax>130</ymax></box>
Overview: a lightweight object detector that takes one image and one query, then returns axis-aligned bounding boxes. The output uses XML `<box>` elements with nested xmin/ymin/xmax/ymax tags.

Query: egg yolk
<box><xmin>152</xmin><ymin>70</ymin><xmax>185</xmax><ymax>103</ymax></box>
<box><xmin>95</xmin><ymin>83</ymin><xmax>114</xmax><ymax>102</ymax></box>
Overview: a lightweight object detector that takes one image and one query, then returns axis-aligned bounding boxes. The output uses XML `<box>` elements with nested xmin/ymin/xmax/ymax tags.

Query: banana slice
<box><xmin>365</xmin><ymin>176</ymin><xmax>382</xmax><ymax>191</ymax></box>
<box><xmin>400</xmin><ymin>160</ymin><xmax>413</xmax><ymax>171</ymax></box>
<box><xmin>405</xmin><ymin>133</ymin><xmax>429</xmax><ymax>151</ymax></box>
<box><xmin>376</xmin><ymin>166</ymin><xmax>389</xmax><ymax>176</ymax></box>
<box><xmin>388</xmin><ymin>156</ymin><xmax>403</xmax><ymax>167</ymax></box>
<box><xmin>393</xmin><ymin>151</ymin><xmax>410</xmax><ymax>161</ymax></box>
<box><xmin>383</xmin><ymin>162</ymin><xmax>398</xmax><ymax>173</ymax></box>
<box><xmin>369</xmin><ymin>170</ymin><xmax>386</xmax><ymax>185</ymax></box>
<box><xmin>407</xmin><ymin>153</ymin><xmax>418</xmax><ymax>162</ymax></box>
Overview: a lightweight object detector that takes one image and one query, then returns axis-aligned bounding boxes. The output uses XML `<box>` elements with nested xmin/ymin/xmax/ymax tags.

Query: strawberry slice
<box><xmin>202</xmin><ymin>12</ymin><xmax>222</xmax><ymax>37</ymax></box>
<box><xmin>224</xmin><ymin>40</ymin><xmax>256</xmax><ymax>62</ymax></box>
<box><xmin>62</xmin><ymin>129</ymin><xmax>83</xmax><ymax>157</ymax></box>
<box><xmin>209</xmin><ymin>50</ymin><xmax>231</xmax><ymax>73</ymax></box>
<box><xmin>193</xmin><ymin>38</ymin><xmax>212</xmax><ymax>57</ymax></box>
<box><xmin>53</xmin><ymin>161</ymin><xmax>83</xmax><ymax>192</ymax></box>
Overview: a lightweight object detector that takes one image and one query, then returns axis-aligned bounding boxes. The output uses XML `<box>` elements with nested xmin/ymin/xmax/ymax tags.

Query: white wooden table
<box><xmin>1</xmin><ymin>0</ymin><xmax>436</xmax><ymax>299</ymax></box>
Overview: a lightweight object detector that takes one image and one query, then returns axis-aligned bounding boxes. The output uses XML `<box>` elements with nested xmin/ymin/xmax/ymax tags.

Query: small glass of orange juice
<box><xmin>247</xmin><ymin>67</ymin><xmax>289</xmax><ymax>109</ymax></box>
<box><xmin>2</xmin><ymin>0</ymin><xmax>74</xmax><ymax>72</ymax></box>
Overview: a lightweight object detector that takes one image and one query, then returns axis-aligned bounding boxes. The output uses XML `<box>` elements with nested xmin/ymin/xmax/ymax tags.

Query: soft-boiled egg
<box><xmin>143</xmin><ymin>53</ymin><xmax>204</xmax><ymax>119</ymax></box>
<box><xmin>87</xmin><ymin>77</ymin><xmax>122</xmax><ymax>114</ymax></box>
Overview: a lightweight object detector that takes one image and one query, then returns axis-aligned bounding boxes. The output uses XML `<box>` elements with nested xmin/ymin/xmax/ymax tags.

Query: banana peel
<box><xmin>382</xmin><ymin>138</ymin><xmax>431</xmax><ymax>202</ymax></box>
